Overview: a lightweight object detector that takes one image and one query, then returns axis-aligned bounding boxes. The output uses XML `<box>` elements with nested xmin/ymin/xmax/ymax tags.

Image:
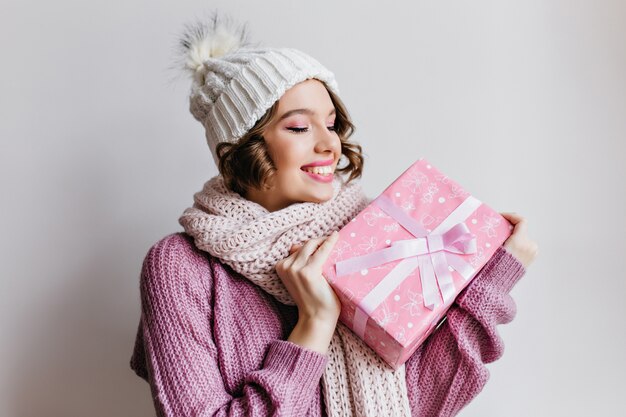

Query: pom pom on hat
<box><xmin>178</xmin><ymin>11</ymin><xmax>252</xmax><ymax>74</ymax></box>
<box><xmin>174</xmin><ymin>10</ymin><xmax>340</xmax><ymax>167</ymax></box>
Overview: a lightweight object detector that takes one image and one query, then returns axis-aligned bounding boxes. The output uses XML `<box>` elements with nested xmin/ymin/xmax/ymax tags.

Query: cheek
<box><xmin>333</xmin><ymin>137</ymin><xmax>342</xmax><ymax>152</ymax></box>
<box><xmin>273</xmin><ymin>141</ymin><xmax>308</xmax><ymax>168</ymax></box>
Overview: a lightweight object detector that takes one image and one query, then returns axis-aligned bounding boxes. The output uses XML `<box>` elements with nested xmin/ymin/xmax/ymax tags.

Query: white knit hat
<box><xmin>177</xmin><ymin>11</ymin><xmax>341</xmax><ymax>166</ymax></box>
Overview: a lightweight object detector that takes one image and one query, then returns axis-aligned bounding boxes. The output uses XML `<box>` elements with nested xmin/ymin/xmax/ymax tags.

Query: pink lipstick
<box><xmin>301</xmin><ymin>158</ymin><xmax>334</xmax><ymax>168</ymax></box>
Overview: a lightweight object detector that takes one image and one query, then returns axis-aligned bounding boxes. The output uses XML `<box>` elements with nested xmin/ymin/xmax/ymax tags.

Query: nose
<box><xmin>314</xmin><ymin>123</ymin><xmax>340</xmax><ymax>156</ymax></box>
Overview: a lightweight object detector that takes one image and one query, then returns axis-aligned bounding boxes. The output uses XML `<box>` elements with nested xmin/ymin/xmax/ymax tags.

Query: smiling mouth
<box><xmin>300</xmin><ymin>165</ymin><xmax>334</xmax><ymax>176</ymax></box>
<box><xmin>301</xmin><ymin>167</ymin><xmax>334</xmax><ymax>183</ymax></box>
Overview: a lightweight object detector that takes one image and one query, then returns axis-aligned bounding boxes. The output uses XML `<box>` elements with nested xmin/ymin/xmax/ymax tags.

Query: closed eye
<box><xmin>287</xmin><ymin>126</ymin><xmax>337</xmax><ymax>133</ymax></box>
<box><xmin>287</xmin><ymin>127</ymin><xmax>308</xmax><ymax>133</ymax></box>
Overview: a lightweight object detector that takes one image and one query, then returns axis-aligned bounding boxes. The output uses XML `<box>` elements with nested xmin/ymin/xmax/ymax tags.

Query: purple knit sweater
<box><xmin>130</xmin><ymin>232</ymin><xmax>526</xmax><ymax>416</ymax></box>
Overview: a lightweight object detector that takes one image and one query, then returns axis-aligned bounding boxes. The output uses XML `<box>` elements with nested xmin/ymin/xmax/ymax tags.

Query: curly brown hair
<box><xmin>215</xmin><ymin>82</ymin><xmax>365</xmax><ymax>197</ymax></box>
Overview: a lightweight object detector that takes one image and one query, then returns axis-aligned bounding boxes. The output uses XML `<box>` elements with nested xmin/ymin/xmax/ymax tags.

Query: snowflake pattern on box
<box><xmin>435</xmin><ymin>173</ymin><xmax>469</xmax><ymax>199</ymax></box>
<box><xmin>358</xmin><ymin>236</ymin><xmax>378</xmax><ymax>253</ymax></box>
<box><xmin>320</xmin><ymin>158</ymin><xmax>514</xmax><ymax>370</ymax></box>
<box><xmin>435</xmin><ymin>173</ymin><xmax>450</xmax><ymax>184</ymax></box>
<box><xmin>421</xmin><ymin>182</ymin><xmax>440</xmax><ymax>203</ymax></box>
<box><xmin>374</xmin><ymin>300</ymin><xmax>399</xmax><ymax>327</ymax></box>
<box><xmin>394</xmin><ymin>326</ymin><xmax>407</xmax><ymax>344</ymax></box>
<box><xmin>421</xmin><ymin>213</ymin><xmax>445</xmax><ymax>228</ymax></box>
<box><xmin>449</xmin><ymin>184</ymin><xmax>469</xmax><ymax>199</ymax></box>
<box><xmin>383</xmin><ymin>223</ymin><xmax>400</xmax><ymax>232</ymax></box>
<box><xmin>401</xmin><ymin>199</ymin><xmax>416</xmax><ymax>211</ymax></box>
<box><xmin>363</xmin><ymin>210</ymin><xmax>387</xmax><ymax>226</ymax></box>
<box><xmin>479</xmin><ymin>214</ymin><xmax>501</xmax><ymax>238</ymax></box>
<box><xmin>401</xmin><ymin>171</ymin><xmax>429</xmax><ymax>193</ymax></box>
<box><xmin>401</xmin><ymin>290</ymin><xmax>425</xmax><ymax>318</ymax></box>
<box><xmin>330</xmin><ymin>240</ymin><xmax>353</xmax><ymax>262</ymax></box>
<box><xmin>469</xmin><ymin>247</ymin><xmax>486</xmax><ymax>267</ymax></box>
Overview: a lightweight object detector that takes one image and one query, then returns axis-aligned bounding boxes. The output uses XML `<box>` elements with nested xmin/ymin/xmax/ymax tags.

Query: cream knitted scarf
<box><xmin>179</xmin><ymin>175</ymin><xmax>411</xmax><ymax>417</ymax></box>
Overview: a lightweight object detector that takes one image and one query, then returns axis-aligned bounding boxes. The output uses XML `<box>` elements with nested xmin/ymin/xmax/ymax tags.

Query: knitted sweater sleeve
<box><xmin>404</xmin><ymin>245</ymin><xmax>526</xmax><ymax>417</ymax></box>
<box><xmin>130</xmin><ymin>235</ymin><xmax>329</xmax><ymax>417</ymax></box>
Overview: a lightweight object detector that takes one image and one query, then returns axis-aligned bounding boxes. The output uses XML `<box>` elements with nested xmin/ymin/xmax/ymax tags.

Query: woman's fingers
<box><xmin>289</xmin><ymin>236</ymin><xmax>325</xmax><ymax>266</ymax></box>
<box><xmin>500</xmin><ymin>211</ymin><xmax>538</xmax><ymax>268</ymax></box>
<box><xmin>500</xmin><ymin>212</ymin><xmax>527</xmax><ymax>234</ymax></box>
<box><xmin>500</xmin><ymin>212</ymin><xmax>522</xmax><ymax>223</ymax></box>
<box><xmin>286</xmin><ymin>231</ymin><xmax>340</xmax><ymax>271</ymax></box>
<box><xmin>307</xmin><ymin>231</ymin><xmax>340</xmax><ymax>269</ymax></box>
<box><xmin>289</xmin><ymin>243</ymin><xmax>303</xmax><ymax>255</ymax></box>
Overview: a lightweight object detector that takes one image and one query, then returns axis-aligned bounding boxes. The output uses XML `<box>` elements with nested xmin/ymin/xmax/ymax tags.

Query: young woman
<box><xmin>129</xmin><ymin>12</ymin><xmax>538</xmax><ymax>417</ymax></box>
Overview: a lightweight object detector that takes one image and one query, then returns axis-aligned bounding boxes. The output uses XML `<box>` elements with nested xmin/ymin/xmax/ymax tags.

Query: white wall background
<box><xmin>2</xmin><ymin>1</ymin><xmax>624</xmax><ymax>416</ymax></box>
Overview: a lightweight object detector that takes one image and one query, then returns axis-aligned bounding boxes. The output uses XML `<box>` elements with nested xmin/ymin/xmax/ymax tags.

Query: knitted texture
<box><xmin>177</xmin><ymin>175</ymin><xmax>412</xmax><ymax>417</ymax></box>
<box><xmin>187</xmin><ymin>44</ymin><xmax>340</xmax><ymax>167</ymax></box>
<box><xmin>129</xmin><ymin>233</ymin><xmax>526</xmax><ymax>416</ymax></box>
<box><xmin>178</xmin><ymin>174</ymin><xmax>364</xmax><ymax>304</ymax></box>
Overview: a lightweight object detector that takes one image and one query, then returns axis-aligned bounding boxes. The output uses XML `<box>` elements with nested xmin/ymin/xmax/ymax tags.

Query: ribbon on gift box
<box><xmin>335</xmin><ymin>193</ymin><xmax>483</xmax><ymax>340</ymax></box>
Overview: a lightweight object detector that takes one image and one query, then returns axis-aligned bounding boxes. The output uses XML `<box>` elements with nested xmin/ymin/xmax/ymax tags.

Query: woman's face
<box><xmin>246</xmin><ymin>78</ymin><xmax>342</xmax><ymax>212</ymax></box>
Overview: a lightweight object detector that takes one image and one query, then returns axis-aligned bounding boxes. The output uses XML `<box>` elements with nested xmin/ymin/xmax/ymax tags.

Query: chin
<box><xmin>306</xmin><ymin>190</ymin><xmax>334</xmax><ymax>204</ymax></box>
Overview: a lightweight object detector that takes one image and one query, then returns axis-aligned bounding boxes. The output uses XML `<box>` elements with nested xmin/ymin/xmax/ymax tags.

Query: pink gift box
<box><xmin>321</xmin><ymin>158</ymin><xmax>513</xmax><ymax>370</ymax></box>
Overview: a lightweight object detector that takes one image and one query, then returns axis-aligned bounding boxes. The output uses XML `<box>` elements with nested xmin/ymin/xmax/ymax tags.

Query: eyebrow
<box><xmin>277</xmin><ymin>108</ymin><xmax>336</xmax><ymax>122</ymax></box>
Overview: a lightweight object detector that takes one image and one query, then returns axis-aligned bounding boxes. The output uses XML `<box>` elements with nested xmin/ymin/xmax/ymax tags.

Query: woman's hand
<box><xmin>278</xmin><ymin>232</ymin><xmax>342</xmax><ymax>354</ymax></box>
<box><xmin>275</xmin><ymin>231</ymin><xmax>342</xmax><ymax>324</ymax></box>
<box><xmin>500</xmin><ymin>212</ymin><xmax>539</xmax><ymax>269</ymax></box>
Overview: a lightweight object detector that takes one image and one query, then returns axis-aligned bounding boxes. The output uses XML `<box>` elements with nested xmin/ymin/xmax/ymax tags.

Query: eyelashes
<box><xmin>287</xmin><ymin>126</ymin><xmax>337</xmax><ymax>133</ymax></box>
<box><xmin>287</xmin><ymin>127</ymin><xmax>308</xmax><ymax>133</ymax></box>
